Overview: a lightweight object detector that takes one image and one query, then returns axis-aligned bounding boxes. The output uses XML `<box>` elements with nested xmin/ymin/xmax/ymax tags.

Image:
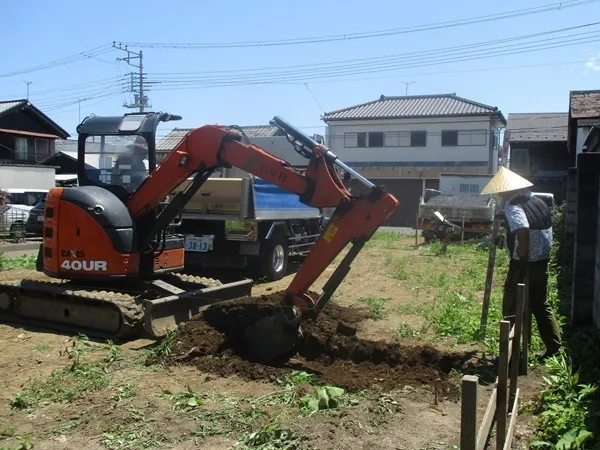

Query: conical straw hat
<box><xmin>481</xmin><ymin>167</ymin><xmax>533</xmax><ymax>195</ymax></box>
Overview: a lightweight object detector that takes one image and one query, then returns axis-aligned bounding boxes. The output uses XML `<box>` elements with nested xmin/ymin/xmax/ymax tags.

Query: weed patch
<box><xmin>358</xmin><ymin>296</ymin><xmax>390</xmax><ymax>319</ymax></box>
<box><xmin>10</xmin><ymin>362</ymin><xmax>110</xmax><ymax>410</ymax></box>
<box><xmin>0</xmin><ymin>254</ymin><xmax>36</xmax><ymax>271</ymax></box>
<box><xmin>235</xmin><ymin>422</ymin><xmax>302</xmax><ymax>449</ymax></box>
<box><xmin>528</xmin><ymin>351</ymin><xmax>596</xmax><ymax>448</ymax></box>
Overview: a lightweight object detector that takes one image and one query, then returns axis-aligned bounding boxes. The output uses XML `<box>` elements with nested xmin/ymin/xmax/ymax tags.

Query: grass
<box><xmin>235</xmin><ymin>422</ymin><xmax>302</xmax><ymax>449</ymax></box>
<box><xmin>10</xmin><ymin>361</ymin><xmax>110</xmax><ymax>410</ymax></box>
<box><xmin>100</xmin><ymin>424</ymin><xmax>175</xmax><ymax>449</ymax></box>
<box><xmin>0</xmin><ymin>254</ymin><xmax>36</xmax><ymax>271</ymax></box>
<box><xmin>8</xmin><ymin>335</ymin><xmax>124</xmax><ymax>411</ymax></box>
<box><xmin>366</xmin><ymin>230</ymin><xmax>402</xmax><ymax>250</ymax></box>
<box><xmin>0</xmin><ymin>436</ymin><xmax>35</xmax><ymax>450</ymax></box>
<box><xmin>382</xmin><ymin>240</ymin><xmax>507</xmax><ymax>353</ymax></box>
<box><xmin>31</xmin><ymin>343</ymin><xmax>50</xmax><ymax>352</ymax></box>
<box><xmin>145</xmin><ymin>329</ymin><xmax>177</xmax><ymax>361</ymax></box>
<box><xmin>358</xmin><ymin>296</ymin><xmax>390</xmax><ymax>319</ymax></box>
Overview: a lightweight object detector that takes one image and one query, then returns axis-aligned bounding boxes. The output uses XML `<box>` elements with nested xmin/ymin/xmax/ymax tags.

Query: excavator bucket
<box><xmin>243</xmin><ymin>307</ymin><xmax>302</xmax><ymax>363</ymax></box>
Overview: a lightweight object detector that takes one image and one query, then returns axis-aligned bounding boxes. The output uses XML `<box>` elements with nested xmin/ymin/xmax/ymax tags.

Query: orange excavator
<box><xmin>0</xmin><ymin>112</ymin><xmax>398</xmax><ymax>362</ymax></box>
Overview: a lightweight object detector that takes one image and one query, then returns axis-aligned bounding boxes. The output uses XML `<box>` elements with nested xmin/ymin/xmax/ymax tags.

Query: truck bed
<box><xmin>419</xmin><ymin>194</ymin><xmax>495</xmax><ymax>223</ymax></box>
<box><xmin>176</xmin><ymin>177</ymin><xmax>321</xmax><ymax>220</ymax></box>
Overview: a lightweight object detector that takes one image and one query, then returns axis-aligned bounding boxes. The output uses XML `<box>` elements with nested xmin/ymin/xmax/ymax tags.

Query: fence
<box><xmin>0</xmin><ymin>210</ymin><xmax>29</xmax><ymax>243</ymax></box>
<box><xmin>460</xmin><ymin>282</ymin><xmax>529</xmax><ymax>450</ymax></box>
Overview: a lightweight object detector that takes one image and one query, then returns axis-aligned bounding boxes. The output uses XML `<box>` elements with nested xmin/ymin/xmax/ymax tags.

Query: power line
<box><xmin>143</xmin><ymin>30</ymin><xmax>600</xmax><ymax>89</ymax></box>
<box><xmin>0</xmin><ymin>44</ymin><xmax>114</xmax><ymax>79</ymax></box>
<box><xmin>143</xmin><ymin>23</ymin><xmax>599</xmax><ymax>89</ymax></box>
<box><xmin>0</xmin><ymin>0</ymin><xmax>593</xmax><ymax>89</ymax></box>
<box><xmin>148</xmin><ymin>22</ymin><xmax>598</xmax><ymax>77</ymax></box>
<box><xmin>120</xmin><ymin>0</ymin><xmax>599</xmax><ymax>49</ymax></box>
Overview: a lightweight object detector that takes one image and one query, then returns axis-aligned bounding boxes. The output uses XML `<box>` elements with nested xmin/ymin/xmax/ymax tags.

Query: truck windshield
<box><xmin>84</xmin><ymin>135</ymin><xmax>149</xmax><ymax>191</ymax></box>
<box><xmin>7</xmin><ymin>192</ymin><xmax>47</xmax><ymax>207</ymax></box>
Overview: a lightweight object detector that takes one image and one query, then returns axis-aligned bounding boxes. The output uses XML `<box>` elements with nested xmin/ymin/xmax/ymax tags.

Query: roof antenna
<box><xmin>400</xmin><ymin>81</ymin><xmax>415</xmax><ymax>96</ymax></box>
<box><xmin>22</xmin><ymin>80</ymin><xmax>32</xmax><ymax>100</ymax></box>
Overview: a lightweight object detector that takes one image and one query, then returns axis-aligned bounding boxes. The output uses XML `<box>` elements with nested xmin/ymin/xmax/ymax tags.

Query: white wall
<box><xmin>326</xmin><ymin>117</ymin><xmax>495</xmax><ymax>165</ymax></box>
<box><xmin>0</xmin><ymin>165</ymin><xmax>56</xmax><ymax>190</ymax></box>
<box><xmin>439</xmin><ymin>174</ymin><xmax>494</xmax><ymax>195</ymax></box>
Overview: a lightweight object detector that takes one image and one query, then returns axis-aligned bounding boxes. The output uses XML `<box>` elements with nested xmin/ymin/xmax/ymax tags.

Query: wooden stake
<box><xmin>415</xmin><ymin>213</ymin><xmax>419</xmax><ymax>247</ymax></box>
<box><xmin>462</xmin><ymin>216</ymin><xmax>466</xmax><ymax>243</ymax></box>
<box><xmin>461</xmin><ymin>375</ymin><xmax>479</xmax><ymax>450</ymax></box>
<box><xmin>496</xmin><ymin>320</ymin><xmax>511</xmax><ymax>449</ymax></box>
<box><xmin>521</xmin><ymin>272</ymin><xmax>530</xmax><ymax>376</ymax></box>
<box><xmin>480</xmin><ymin>216</ymin><xmax>500</xmax><ymax>338</ymax></box>
<box><xmin>513</xmin><ymin>284</ymin><xmax>525</xmax><ymax>381</ymax></box>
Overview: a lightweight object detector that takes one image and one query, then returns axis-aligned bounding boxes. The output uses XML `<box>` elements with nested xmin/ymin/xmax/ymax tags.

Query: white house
<box><xmin>321</xmin><ymin>93</ymin><xmax>506</xmax><ymax>226</ymax></box>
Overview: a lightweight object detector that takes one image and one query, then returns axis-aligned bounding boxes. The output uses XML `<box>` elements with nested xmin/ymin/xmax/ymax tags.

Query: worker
<box><xmin>114</xmin><ymin>136</ymin><xmax>148</xmax><ymax>190</ymax></box>
<box><xmin>481</xmin><ymin>167</ymin><xmax>561</xmax><ymax>359</ymax></box>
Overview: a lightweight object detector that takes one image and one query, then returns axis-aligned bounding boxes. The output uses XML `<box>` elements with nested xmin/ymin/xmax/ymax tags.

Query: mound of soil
<box><xmin>169</xmin><ymin>292</ymin><xmax>471</xmax><ymax>394</ymax></box>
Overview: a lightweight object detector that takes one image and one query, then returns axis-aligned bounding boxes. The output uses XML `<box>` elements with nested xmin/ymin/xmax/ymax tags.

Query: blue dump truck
<box><xmin>172</xmin><ymin>176</ymin><xmax>324</xmax><ymax>281</ymax></box>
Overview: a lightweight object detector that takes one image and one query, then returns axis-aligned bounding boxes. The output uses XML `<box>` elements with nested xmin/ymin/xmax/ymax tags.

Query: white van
<box><xmin>0</xmin><ymin>189</ymin><xmax>49</xmax><ymax>234</ymax></box>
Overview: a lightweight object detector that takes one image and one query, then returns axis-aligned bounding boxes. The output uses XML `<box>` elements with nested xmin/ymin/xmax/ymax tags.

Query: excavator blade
<box><xmin>143</xmin><ymin>279</ymin><xmax>253</xmax><ymax>337</ymax></box>
<box><xmin>243</xmin><ymin>307</ymin><xmax>302</xmax><ymax>363</ymax></box>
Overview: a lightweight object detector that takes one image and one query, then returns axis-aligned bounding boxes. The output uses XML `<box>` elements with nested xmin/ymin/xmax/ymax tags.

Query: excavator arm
<box><xmin>127</xmin><ymin>117</ymin><xmax>398</xmax><ymax>321</ymax></box>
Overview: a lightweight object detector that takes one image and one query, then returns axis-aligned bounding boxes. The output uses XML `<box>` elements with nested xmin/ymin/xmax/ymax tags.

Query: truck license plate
<box><xmin>184</xmin><ymin>235</ymin><xmax>214</xmax><ymax>252</ymax></box>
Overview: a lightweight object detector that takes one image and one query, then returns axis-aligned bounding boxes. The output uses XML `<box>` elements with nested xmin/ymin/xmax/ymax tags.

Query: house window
<box><xmin>357</xmin><ymin>132</ymin><xmax>367</xmax><ymax>147</ymax></box>
<box><xmin>344</xmin><ymin>133</ymin><xmax>358</xmax><ymax>148</ymax></box>
<box><xmin>411</xmin><ymin>131</ymin><xmax>426</xmax><ymax>147</ymax></box>
<box><xmin>459</xmin><ymin>183</ymin><xmax>480</xmax><ymax>193</ymax></box>
<box><xmin>442</xmin><ymin>130</ymin><xmax>487</xmax><ymax>146</ymax></box>
<box><xmin>384</xmin><ymin>132</ymin><xmax>399</xmax><ymax>147</ymax></box>
<box><xmin>442</xmin><ymin>130</ymin><xmax>458</xmax><ymax>146</ymax></box>
<box><xmin>35</xmin><ymin>139</ymin><xmax>49</xmax><ymax>160</ymax></box>
<box><xmin>368</xmin><ymin>132</ymin><xmax>384</xmax><ymax>147</ymax></box>
<box><xmin>15</xmin><ymin>137</ymin><xmax>28</xmax><ymax>160</ymax></box>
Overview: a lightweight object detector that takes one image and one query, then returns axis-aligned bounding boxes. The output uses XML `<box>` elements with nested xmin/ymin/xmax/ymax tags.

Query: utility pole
<box><xmin>400</xmin><ymin>81</ymin><xmax>415</xmax><ymax>96</ymax></box>
<box><xmin>23</xmin><ymin>81</ymin><xmax>32</xmax><ymax>100</ymax></box>
<box><xmin>112</xmin><ymin>42</ymin><xmax>149</xmax><ymax>112</ymax></box>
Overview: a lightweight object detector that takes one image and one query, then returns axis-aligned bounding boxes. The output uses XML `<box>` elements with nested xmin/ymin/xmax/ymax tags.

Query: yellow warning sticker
<box><xmin>323</xmin><ymin>224</ymin><xmax>339</xmax><ymax>243</ymax></box>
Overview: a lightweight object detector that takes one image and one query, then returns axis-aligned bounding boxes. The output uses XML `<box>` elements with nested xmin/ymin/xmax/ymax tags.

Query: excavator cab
<box><xmin>76</xmin><ymin>113</ymin><xmax>179</xmax><ymax>199</ymax></box>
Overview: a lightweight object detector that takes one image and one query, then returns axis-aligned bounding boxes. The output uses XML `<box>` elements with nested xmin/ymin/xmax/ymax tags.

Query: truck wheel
<box><xmin>259</xmin><ymin>233</ymin><xmax>289</xmax><ymax>281</ymax></box>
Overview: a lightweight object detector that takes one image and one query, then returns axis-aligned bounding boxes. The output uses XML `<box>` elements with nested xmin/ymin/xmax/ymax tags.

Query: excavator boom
<box><xmin>127</xmin><ymin>116</ymin><xmax>398</xmax><ymax>318</ymax></box>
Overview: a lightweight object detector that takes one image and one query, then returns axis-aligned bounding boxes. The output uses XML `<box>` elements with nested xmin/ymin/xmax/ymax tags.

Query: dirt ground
<box><xmin>0</xmin><ymin>236</ymin><xmax>543</xmax><ymax>449</ymax></box>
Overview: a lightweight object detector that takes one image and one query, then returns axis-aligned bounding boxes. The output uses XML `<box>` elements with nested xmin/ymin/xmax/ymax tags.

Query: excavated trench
<box><xmin>167</xmin><ymin>292</ymin><xmax>471</xmax><ymax>393</ymax></box>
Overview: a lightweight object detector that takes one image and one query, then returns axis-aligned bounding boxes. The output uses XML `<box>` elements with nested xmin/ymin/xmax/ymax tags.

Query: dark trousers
<box><xmin>502</xmin><ymin>259</ymin><xmax>561</xmax><ymax>353</ymax></box>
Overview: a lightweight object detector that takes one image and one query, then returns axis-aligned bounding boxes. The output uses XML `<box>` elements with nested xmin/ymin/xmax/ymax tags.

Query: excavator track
<box><xmin>0</xmin><ymin>274</ymin><xmax>251</xmax><ymax>341</ymax></box>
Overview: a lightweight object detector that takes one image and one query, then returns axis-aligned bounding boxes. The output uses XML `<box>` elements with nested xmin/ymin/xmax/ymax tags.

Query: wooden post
<box><xmin>480</xmin><ymin>216</ymin><xmax>500</xmax><ymax>339</ymax></box>
<box><xmin>511</xmin><ymin>284</ymin><xmax>525</xmax><ymax>394</ymax></box>
<box><xmin>415</xmin><ymin>213</ymin><xmax>419</xmax><ymax>247</ymax></box>
<box><xmin>521</xmin><ymin>273</ymin><xmax>530</xmax><ymax>376</ymax></box>
<box><xmin>461</xmin><ymin>216</ymin><xmax>466</xmax><ymax>244</ymax></box>
<box><xmin>461</xmin><ymin>375</ymin><xmax>479</xmax><ymax>450</ymax></box>
<box><xmin>496</xmin><ymin>320</ymin><xmax>511</xmax><ymax>449</ymax></box>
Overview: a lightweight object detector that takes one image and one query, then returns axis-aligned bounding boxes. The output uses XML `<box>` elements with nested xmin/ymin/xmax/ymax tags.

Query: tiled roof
<box><xmin>507</xmin><ymin>113</ymin><xmax>568</xmax><ymax>142</ymax></box>
<box><xmin>0</xmin><ymin>100</ymin><xmax>26</xmax><ymax>115</ymax></box>
<box><xmin>322</xmin><ymin>93</ymin><xmax>505</xmax><ymax>123</ymax></box>
<box><xmin>54</xmin><ymin>139</ymin><xmax>78</xmax><ymax>153</ymax></box>
<box><xmin>0</xmin><ymin>99</ymin><xmax>70</xmax><ymax>138</ymax></box>
<box><xmin>157</xmin><ymin>125</ymin><xmax>285</xmax><ymax>152</ymax></box>
<box><xmin>570</xmin><ymin>90</ymin><xmax>600</xmax><ymax>119</ymax></box>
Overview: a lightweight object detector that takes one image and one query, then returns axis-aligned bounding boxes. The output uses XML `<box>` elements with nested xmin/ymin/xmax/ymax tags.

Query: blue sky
<box><xmin>1</xmin><ymin>0</ymin><xmax>599</xmax><ymax>138</ymax></box>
